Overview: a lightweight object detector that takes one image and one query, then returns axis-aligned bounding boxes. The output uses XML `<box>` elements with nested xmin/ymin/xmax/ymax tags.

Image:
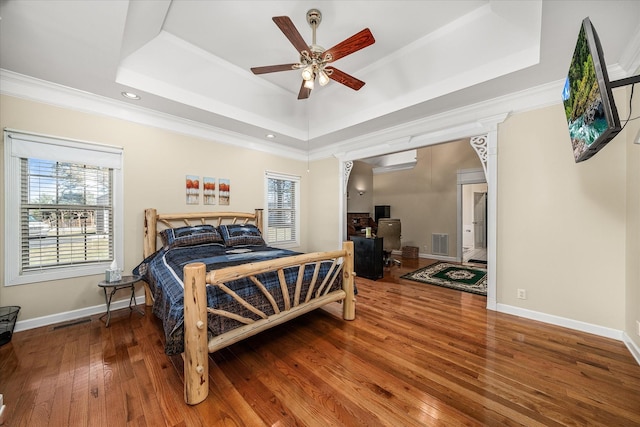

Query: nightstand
<box><xmin>98</xmin><ymin>275</ymin><xmax>144</xmax><ymax>327</ymax></box>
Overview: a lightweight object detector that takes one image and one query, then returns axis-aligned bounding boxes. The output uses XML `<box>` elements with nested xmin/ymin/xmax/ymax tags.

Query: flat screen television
<box><xmin>562</xmin><ymin>17</ymin><xmax>621</xmax><ymax>163</ymax></box>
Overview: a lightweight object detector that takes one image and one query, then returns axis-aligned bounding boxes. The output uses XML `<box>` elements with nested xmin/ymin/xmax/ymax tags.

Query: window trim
<box><xmin>264</xmin><ymin>171</ymin><xmax>300</xmax><ymax>248</ymax></box>
<box><xmin>4</xmin><ymin>129</ymin><xmax>124</xmax><ymax>286</ymax></box>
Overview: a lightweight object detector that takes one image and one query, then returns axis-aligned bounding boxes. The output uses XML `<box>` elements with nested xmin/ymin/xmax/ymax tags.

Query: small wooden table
<box><xmin>98</xmin><ymin>275</ymin><xmax>144</xmax><ymax>327</ymax></box>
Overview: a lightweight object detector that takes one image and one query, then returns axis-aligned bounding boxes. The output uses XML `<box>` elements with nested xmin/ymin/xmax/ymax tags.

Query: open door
<box><xmin>473</xmin><ymin>191</ymin><xmax>487</xmax><ymax>251</ymax></box>
<box><xmin>459</xmin><ymin>179</ymin><xmax>487</xmax><ymax>264</ymax></box>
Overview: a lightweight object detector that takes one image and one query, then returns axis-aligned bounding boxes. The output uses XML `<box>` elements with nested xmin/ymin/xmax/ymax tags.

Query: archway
<box><xmin>338</xmin><ymin>118</ymin><xmax>504</xmax><ymax>310</ymax></box>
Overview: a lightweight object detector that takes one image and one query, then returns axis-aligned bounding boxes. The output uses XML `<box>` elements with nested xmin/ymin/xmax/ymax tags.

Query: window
<box><xmin>264</xmin><ymin>171</ymin><xmax>300</xmax><ymax>247</ymax></box>
<box><xmin>4</xmin><ymin>130</ymin><xmax>123</xmax><ymax>285</ymax></box>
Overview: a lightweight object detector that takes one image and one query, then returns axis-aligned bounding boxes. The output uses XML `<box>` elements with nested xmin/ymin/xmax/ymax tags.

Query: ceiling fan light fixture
<box><xmin>304</xmin><ymin>78</ymin><xmax>315</xmax><ymax>90</ymax></box>
<box><xmin>301</xmin><ymin>65</ymin><xmax>314</xmax><ymax>81</ymax></box>
<box><xmin>318</xmin><ymin>69</ymin><xmax>330</xmax><ymax>86</ymax></box>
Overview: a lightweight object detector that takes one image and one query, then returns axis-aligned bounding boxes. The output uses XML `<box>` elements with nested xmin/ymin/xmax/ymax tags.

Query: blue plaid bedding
<box><xmin>134</xmin><ymin>243</ymin><xmax>341</xmax><ymax>355</ymax></box>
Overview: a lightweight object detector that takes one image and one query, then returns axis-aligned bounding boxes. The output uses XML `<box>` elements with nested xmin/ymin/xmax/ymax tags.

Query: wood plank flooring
<box><xmin>2</xmin><ymin>257</ymin><xmax>640</xmax><ymax>426</ymax></box>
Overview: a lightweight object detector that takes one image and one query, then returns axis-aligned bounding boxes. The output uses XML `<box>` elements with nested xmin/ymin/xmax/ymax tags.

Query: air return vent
<box><xmin>432</xmin><ymin>233</ymin><xmax>449</xmax><ymax>256</ymax></box>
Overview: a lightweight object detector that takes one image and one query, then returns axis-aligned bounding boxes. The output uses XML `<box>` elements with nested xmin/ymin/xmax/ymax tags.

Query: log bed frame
<box><xmin>142</xmin><ymin>208</ymin><xmax>356</xmax><ymax>405</ymax></box>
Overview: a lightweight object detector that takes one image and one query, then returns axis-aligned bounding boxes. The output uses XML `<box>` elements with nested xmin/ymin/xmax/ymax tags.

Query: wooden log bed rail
<box><xmin>142</xmin><ymin>208</ymin><xmax>356</xmax><ymax>405</ymax></box>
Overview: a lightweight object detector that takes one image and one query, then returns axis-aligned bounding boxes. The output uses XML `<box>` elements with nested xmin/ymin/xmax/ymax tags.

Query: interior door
<box><xmin>473</xmin><ymin>192</ymin><xmax>487</xmax><ymax>249</ymax></box>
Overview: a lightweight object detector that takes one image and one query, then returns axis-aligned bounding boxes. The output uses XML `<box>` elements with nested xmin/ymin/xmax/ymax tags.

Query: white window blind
<box><xmin>265</xmin><ymin>171</ymin><xmax>300</xmax><ymax>247</ymax></box>
<box><xmin>20</xmin><ymin>159</ymin><xmax>113</xmax><ymax>271</ymax></box>
<box><xmin>4</xmin><ymin>130</ymin><xmax>123</xmax><ymax>285</ymax></box>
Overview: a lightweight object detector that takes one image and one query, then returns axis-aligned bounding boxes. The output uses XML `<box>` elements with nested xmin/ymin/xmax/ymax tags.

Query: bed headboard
<box><xmin>143</xmin><ymin>208</ymin><xmax>264</xmax><ymax>257</ymax></box>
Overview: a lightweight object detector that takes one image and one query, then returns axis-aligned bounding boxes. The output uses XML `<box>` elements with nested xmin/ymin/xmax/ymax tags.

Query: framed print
<box><xmin>203</xmin><ymin>177</ymin><xmax>216</xmax><ymax>205</ymax></box>
<box><xmin>219</xmin><ymin>178</ymin><xmax>230</xmax><ymax>205</ymax></box>
<box><xmin>186</xmin><ymin>175</ymin><xmax>200</xmax><ymax>204</ymax></box>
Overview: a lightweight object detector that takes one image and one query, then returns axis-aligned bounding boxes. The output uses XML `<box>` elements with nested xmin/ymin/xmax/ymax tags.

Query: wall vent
<box><xmin>432</xmin><ymin>233</ymin><xmax>449</xmax><ymax>256</ymax></box>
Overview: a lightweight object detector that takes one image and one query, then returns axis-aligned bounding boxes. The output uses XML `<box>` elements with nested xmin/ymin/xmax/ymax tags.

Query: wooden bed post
<box><xmin>183</xmin><ymin>262</ymin><xmax>209</xmax><ymax>405</ymax></box>
<box><xmin>342</xmin><ymin>240</ymin><xmax>356</xmax><ymax>320</ymax></box>
<box><xmin>254</xmin><ymin>208</ymin><xmax>264</xmax><ymax>234</ymax></box>
<box><xmin>143</xmin><ymin>208</ymin><xmax>157</xmax><ymax>306</ymax></box>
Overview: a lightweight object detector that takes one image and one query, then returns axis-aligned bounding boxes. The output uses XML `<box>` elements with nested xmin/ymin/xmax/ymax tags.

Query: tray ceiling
<box><xmin>1</xmin><ymin>1</ymin><xmax>639</xmax><ymax>156</ymax></box>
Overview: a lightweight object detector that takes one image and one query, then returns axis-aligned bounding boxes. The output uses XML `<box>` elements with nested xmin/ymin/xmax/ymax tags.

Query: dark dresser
<box><xmin>352</xmin><ymin>236</ymin><xmax>383</xmax><ymax>280</ymax></box>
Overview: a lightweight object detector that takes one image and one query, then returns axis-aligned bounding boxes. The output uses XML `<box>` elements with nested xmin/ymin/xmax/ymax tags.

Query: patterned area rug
<box><xmin>401</xmin><ymin>262</ymin><xmax>487</xmax><ymax>296</ymax></box>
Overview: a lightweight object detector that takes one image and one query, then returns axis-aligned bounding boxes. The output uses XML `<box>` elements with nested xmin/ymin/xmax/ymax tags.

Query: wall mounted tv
<box><xmin>562</xmin><ymin>17</ymin><xmax>621</xmax><ymax>163</ymax></box>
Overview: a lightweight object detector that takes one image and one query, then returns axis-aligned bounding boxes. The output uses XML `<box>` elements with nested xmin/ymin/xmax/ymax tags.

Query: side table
<box><xmin>98</xmin><ymin>275</ymin><xmax>145</xmax><ymax>327</ymax></box>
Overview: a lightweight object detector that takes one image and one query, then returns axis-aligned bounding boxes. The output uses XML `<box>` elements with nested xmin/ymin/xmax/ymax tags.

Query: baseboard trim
<box><xmin>13</xmin><ymin>296</ymin><xmax>146</xmax><ymax>332</ymax></box>
<box><xmin>623</xmin><ymin>333</ymin><xmax>640</xmax><ymax>366</ymax></box>
<box><xmin>417</xmin><ymin>252</ymin><xmax>457</xmax><ymax>262</ymax></box>
<box><xmin>496</xmin><ymin>303</ymin><xmax>624</xmax><ymax>341</ymax></box>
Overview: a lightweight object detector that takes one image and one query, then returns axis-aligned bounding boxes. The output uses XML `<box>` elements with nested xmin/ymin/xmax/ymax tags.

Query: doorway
<box><xmin>457</xmin><ymin>169</ymin><xmax>487</xmax><ymax>264</ymax></box>
<box><xmin>463</xmin><ymin>184</ymin><xmax>488</xmax><ymax>263</ymax></box>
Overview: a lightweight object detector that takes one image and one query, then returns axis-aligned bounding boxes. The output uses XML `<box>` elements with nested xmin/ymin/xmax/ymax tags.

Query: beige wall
<box><xmin>346</xmin><ymin>161</ymin><xmax>374</xmax><ymax>215</ymax></box>
<box><xmin>306</xmin><ymin>156</ymin><xmax>342</xmax><ymax>252</ymax></box>
<box><xmin>0</xmin><ymin>95</ymin><xmax>312</xmax><ymax>321</ymax></box>
<box><xmin>497</xmin><ymin>92</ymin><xmax>628</xmax><ymax>329</ymax></box>
<box><xmin>2</xmin><ymin>86</ymin><xmax>639</xmax><ymax>342</ymax></box>
<box><xmin>372</xmin><ymin>141</ymin><xmax>482</xmax><ymax>256</ymax></box>
<box><xmin>625</xmin><ymin>85</ymin><xmax>640</xmax><ymax>348</ymax></box>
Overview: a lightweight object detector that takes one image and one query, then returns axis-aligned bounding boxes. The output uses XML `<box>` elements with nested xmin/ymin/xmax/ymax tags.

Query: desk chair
<box><xmin>377</xmin><ymin>218</ymin><xmax>402</xmax><ymax>267</ymax></box>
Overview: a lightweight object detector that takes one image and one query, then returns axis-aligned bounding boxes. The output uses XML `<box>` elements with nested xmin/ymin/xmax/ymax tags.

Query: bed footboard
<box><xmin>182</xmin><ymin>241</ymin><xmax>355</xmax><ymax>405</ymax></box>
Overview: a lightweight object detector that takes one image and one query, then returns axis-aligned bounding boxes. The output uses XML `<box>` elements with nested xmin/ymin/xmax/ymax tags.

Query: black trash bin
<box><xmin>0</xmin><ymin>306</ymin><xmax>21</xmax><ymax>346</ymax></box>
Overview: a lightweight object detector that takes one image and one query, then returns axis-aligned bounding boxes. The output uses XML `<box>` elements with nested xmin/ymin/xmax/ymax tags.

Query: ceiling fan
<box><xmin>250</xmin><ymin>9</ymin><xmax>375</xmax><ymax>100</ymax></box>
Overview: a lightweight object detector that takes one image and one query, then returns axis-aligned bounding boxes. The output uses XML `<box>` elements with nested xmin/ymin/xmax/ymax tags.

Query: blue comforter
<box><xmin>134</xmin><ymin>243</ymin><xmax>340</xmax><ymax>355</ymax></box>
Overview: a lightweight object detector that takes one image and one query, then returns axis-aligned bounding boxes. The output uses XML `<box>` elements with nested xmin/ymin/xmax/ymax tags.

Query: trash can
<box><xmin>0</xmin><ymin>306</ymin><xmax>20</xmax><ymax>347</ymax></box>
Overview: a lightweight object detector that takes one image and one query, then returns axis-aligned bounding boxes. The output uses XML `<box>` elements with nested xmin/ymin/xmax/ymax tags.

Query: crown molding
<box><xmin>0</xmin><ymin>69</ymin><xmax>308</xmax><ymax>161</ymax></box>
<box><xmin>617</xmin><ymin>21</ymin><xmax>640</xmax><ymax>76</ymax></box>
<box><xmin>3</xmin><ymin>67</ymin><xmax>630</xmax><ymax>165</ymax></box>
<box><xmin>321</xmin><ymin>81</ymin><xmax>556</xmax><ymax>163</ymax></box>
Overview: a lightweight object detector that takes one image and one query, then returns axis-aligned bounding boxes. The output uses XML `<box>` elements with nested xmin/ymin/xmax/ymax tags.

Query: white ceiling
<box><xmin>1</xmin><ymin>0</ymin><xmax>639</xmax><ymax>158</ymax></box>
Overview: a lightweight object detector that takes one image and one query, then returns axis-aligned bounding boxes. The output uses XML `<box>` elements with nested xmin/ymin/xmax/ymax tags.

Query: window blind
<box><xmin>265</xmin><ymin>172</ymin><xmax>300</xmax><ymax>245</ymax></box>
<box><xmin>20</xmin><ymin>158</ymin><xmax>113</xmax><ymax>271</ymax></box>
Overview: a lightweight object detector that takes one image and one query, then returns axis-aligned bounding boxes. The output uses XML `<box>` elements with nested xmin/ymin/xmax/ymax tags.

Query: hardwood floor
<box><xmin>2</xmin><ymin>257</ymin><xmax>640</xmax><ymax>426</ymax></box>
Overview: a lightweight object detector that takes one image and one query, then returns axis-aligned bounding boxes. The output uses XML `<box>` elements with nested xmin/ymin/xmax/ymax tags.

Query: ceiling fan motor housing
<box><xmin>306</xmin><ymin>9</ymin><xmax>322</xmax><ymax>28</ymax></box>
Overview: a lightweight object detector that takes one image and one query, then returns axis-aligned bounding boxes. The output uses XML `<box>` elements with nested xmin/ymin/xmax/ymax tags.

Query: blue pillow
<box><xmin>159</xmin><ymin>225</ymin><xmax>224</xmax><ymax>249</ymax></box>
<box><xmin>219</xmin><ymin>224</ymin><xmax>265</xmax><ymax>247</ymax></box>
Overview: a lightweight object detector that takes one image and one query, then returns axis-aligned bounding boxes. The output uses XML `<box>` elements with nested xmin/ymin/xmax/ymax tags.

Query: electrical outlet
<box><xmin>423</xmin><ymin>245</ymin><xmax>428</xmax><ymax>252</ymax></box>
<box><xmin>637</xmin><ymin>320</ymin><xmax>640</xmax><ymax>337</ymax></box>
<box><xmin>517</xmin><ymin>289</ymin><xmax>527</xmax><ymax>300</ymax></box>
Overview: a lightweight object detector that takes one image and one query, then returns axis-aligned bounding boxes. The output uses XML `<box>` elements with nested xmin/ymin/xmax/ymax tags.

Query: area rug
<box><xmin>401</xmin><ymin>262</ymin><xmax>487</xmax><ymax>296</ymax></box>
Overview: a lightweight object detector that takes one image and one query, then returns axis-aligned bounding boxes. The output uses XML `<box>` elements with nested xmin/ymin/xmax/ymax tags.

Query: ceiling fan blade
<box><xmin>325</xmin><ymin>67</ymin><xmax>365</xmax><ymax>91</ymax></box>
<box><xmin>297</xmin><ymin>81</ymin><xmax>311</xmax><ymax>100</ymax></box>
<box><xmin>323</xmin><ymin>28</ymin><xmax>375</xmax><ymax>62</ymax></box>
<box><xmin>273</xmin><ymin>16</ymin><xmax>309</xmax><ymax>54</ymax></box>
<box><xmin>251</xmin><ymin>64</ymin><xmax>299</xmax><ymax>74</ymax></box>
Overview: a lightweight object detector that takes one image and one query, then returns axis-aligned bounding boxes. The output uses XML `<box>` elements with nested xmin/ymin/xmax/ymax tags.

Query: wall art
<box><xmin>203</xmin><ymin>177</ymin><xmax>216</xmax><ymax>205</ymax></box>
<box><xmin>186</xmin><ymin>175</ymin><xmax>200</xmax><ymax>205</ymax></box>
<box><xmin>219</xmin><ymin>178</ymin><xmax>230</xmax><ymax>205</ymax></box>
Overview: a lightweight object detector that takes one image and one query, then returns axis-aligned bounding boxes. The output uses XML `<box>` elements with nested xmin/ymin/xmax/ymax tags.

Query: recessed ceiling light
<box><xmin>121</xmin><ymin>91</ymin><xmax>141</xmax><ymax>100</ymax></box>
<box><xmin>265</xmin><ymin>134</ymin><xmax>276</xmax><ymax>139</ymax></box>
